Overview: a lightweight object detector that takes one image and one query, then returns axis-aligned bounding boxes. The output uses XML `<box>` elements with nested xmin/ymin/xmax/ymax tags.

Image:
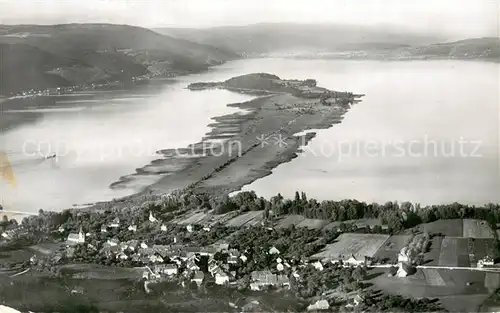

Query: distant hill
<box><xmin>155</xmin><ymin>23</ymin><xmax>443</xmax><ymax>55</ymax></box>
<box><xmin>0</xmin><ymin>24</ymin><xmax>238</xmax><ymax>94</ymax></box>
<box><xmin>396</xmin><ymin>37</ymin><xmax>500</xmax><ymax>60</ymax></box>
<box><xmin>155</xmin><ymin>24</ymin><xmax>498</xmax><ymax>62</ymax></box>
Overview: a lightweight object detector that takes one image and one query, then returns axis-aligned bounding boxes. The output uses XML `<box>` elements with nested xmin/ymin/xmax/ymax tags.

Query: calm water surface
<box><xmin>1</xmin><ymin>59</ymin><xmax>498</xmax><ymax>212</ymax></box>
<box><xmin>238</xmin><ymin>59</ymin><xmax>500</xmax><ymax>205</ymax></box>
<box><xmin>0</xmin><ymin>72</ymin><xmax>255</xmax><ymax>212</ymax></box>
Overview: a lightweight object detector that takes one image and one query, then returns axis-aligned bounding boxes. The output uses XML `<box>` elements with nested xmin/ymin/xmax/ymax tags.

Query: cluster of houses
<box><xmin>61</xmin><ymin>222</ymin><xmax>312</xmax><ymax>292</ymax></box>
<box><xmin>1</xmin><ymin>224</ymin><xmax>28</xmax><ymax>241</ymax></box>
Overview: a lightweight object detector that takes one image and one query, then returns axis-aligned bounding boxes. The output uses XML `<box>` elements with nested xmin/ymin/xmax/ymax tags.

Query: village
<box><xmin>2</xmin><ymin>192</ymin><xmax>500</xmax><ymax>312</ymax></box>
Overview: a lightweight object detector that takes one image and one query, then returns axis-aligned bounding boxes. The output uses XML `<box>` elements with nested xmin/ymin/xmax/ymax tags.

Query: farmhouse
<box><xmin>398</xmin><ymin>247</ymin><xmax>410</xmax><ymax>263</ymax></box>
<box><xmin>215</xmin><ymin>271</ymin><xmax>230</xmax><ymax>285</ymax></box>
<box><xmin>269</xmin><ymin>246</ymin><xmax>280</xmax><ymax>255</ymax></box>
<box><xmin>307</xmin><ymin>300</ymin><xmax>330</xmax><ymax>311</ymax></box>
<box><xmin>126</xmin><ymin>240</ymin><xmax>139</xmax><ymax>251</ymax></box>
<box><xmin>397</xmin><ymin>263</ymin><xmax>409</xmax><ymax>277</ymax></box>
<box><xmin>149</xmin><ymin>212</ymin><xmax>158</xmax><ymax>223</ymax></box>
<box><xmin>345</xmin><ymin>254</ymin><xmax>364</xmax><ymax>266</ymax></box>
<box><xmin>163</xmin><ymin>264</ymin><xmax>178</xmax><ymax>276</ymax></box>
<box><xmin>208</xmin><ymin>263</ymin><xmax>220</xmax><ymax>276</ymax></box>
<box><xmin>191</xmin><ymin>271</ymin><xmax>204</xmax><ymax>286</ymax></box>
<box><xmin>228</xmin><ymin>256</ymin><xmax>239</xmax><ymax>264</ymax></box>
<box><xmin>109</xmin><ymin>218</ymin><xmax>120</xmax><ymax>228</ymax></box>
<box><xmin>128</xmin><ymin>225</ymin><xmax>137</xmax><ymax>232</ymax></box>
<box><xmin>312</xmin><ymin>261</ymin><xmax>324</xmax><ymax>271</ymax></box>
<box><xmin>396</xmin><ymin>262</ymin><xmax>415</xmax><ymax>277</ymax></box>
<box><xmin>250</xmin><ymin>270</ymin><xmax>290</xmax><ymax>290</ymax></box>
<box><xmin>478</xmin><ymin>256</ymin><xmax>495</xmax><ymax>268</ymax></box>
<box><xmin>186</xmin><ymin>258</ymin><xmax>200</xmax><ymax>271</ymax></box>
<box><xmin>107</xmin><ymin>238</ymin><xmax>120</xmax><ymax>247</ymax></box>
<box><xmin>118</xmin><ymin>252</ymin><xmax>128</xmax><ymax>260</ymax></box>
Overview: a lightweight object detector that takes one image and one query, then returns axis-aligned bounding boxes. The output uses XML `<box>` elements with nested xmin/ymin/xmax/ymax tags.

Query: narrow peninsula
<box><xmin>113</xmin><ymin>73</ymin><xmax>363</xmax><ymax>198</ymax></box>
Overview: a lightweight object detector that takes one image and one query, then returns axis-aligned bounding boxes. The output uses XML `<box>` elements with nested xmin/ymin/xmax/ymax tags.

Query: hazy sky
<box><xmin>0</xmin><ymin>0</ymin><xmax>498</xmax><ymax>38</ymax></box>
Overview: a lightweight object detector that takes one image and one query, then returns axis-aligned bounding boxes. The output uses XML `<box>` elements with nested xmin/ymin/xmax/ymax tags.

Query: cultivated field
<box><xmin>177</xmin><ymin>212</ymin><xmax>208</xmax><ymax>225</ymax></box>
<box><xmin>438</xmin><ymin>237</ymin><xmax>470</xmax><ymax>267</ymax></box>
<box><xmin>372</xmin><ymin>268</ymin><xmax>491</xmax><ymax>312</ymax></box>
<box><xmin>225</xmin><ymin>210</ymin><xmax>263</xmax><ymax>227</ymax></box>
<box><xmin>310</xmin><ymin>233</ymin><xmax>389</xmax><ymax>260</ymax></box>
<box><xmin>244</xmin><ymin>213</ymin><xmax>265</xmax><ymax>226</ymax></box>
<box><xmin>410</xmin><ymin>219</ymin><xmax>494</xmax><ymax>238</ymax></box>
<box><xmin>425</xmin><ymin>236</ymin><xmax>444</xmax><ymax>265</ymax></box>
<box><xmin>423</xmin><ymin>269</ymin><xmax>446</xmax><ymax>286</ymax></box>
<box><xmin>276</xmin><ymin>215</ymin><xmax>306</xmax><ymax>228</ymax></box>
<box><xmin>296</xmin><ymin>218</ymin><xmax>329</xmax><ymax>229</ymax></box>
<box><xmin>471</xmin><ymin>238</ymin><xmax>497</xmax><ymax>263</ymax></box>
<box><xmin>463</xmin><ymin>219</ymin><xmax>494</xmax><ymax>238</ymax></box>
<box><xmin>323</xmin><ymin>219</ymin><xmax>383</xmax><ymax>231</ymax></box>
<box><xmin>485</xmin><ymin>273</ymin><xmax>500</xmax><ymax>291</ymax></box>
<box><xmin>435</xmin><ymin>237</ymin><xmax>496</xmax><ymax>267</ymax></box>
<box><xmin>373</xmin><ymin>235</ymin><xmax>411</xmax><ymax>263</ymax></box>
<box><xmin>420</xmin><ymin>219</ymin><xmax>464</xmax><ymax>237</ymax></box>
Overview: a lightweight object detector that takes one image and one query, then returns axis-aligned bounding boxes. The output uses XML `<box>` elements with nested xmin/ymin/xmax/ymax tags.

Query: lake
<box><xmin>0</xmin><ymin>73</ymin><xmax>255</xmax><ymax>213</ymax></box>
<box><xmin>1</xmin><ymin>59</ymin><xmax>498</xmax><ymax>212</ymax></box>
<box><xmin>238</xmin><ymin>59</ymin><xmax>500</xmax><ymax>205</ymax></box>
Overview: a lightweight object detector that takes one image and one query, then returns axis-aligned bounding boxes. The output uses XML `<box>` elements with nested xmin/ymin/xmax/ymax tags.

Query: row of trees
<box><xmin>10</xmin><ymin>189</ymin><xmax>500</xmax><ymax>252</ymax></box>
<box><xmin>212</xmin><ymin>191</ymin><xmax>500</xmax><ymax>233</ymax></box>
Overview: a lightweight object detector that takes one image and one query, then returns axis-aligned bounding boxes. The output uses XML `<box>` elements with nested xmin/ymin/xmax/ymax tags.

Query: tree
<box><xmin>295</xmin><ymin>191</ymin><xmax>301</xmax><ymax>202</ymax></box>
<box><xmin>352</xmin><ymin>265</ymin><xmax>366</xmax><ymax>282</ymax></box>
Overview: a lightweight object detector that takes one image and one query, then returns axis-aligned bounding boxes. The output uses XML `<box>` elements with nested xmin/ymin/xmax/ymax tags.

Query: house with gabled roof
<box><xmin>215</xmin><ymin>271</ymin><xmax>230</xmax><ymax>285</ymax></box>
<box><xmin>186</xmin><ymin>257</ymin><xmax>200</xmax><ymax>271</ymax></box>
<box><xmin>191</xmin><ymin>270</ymin><xmax>204</xmax><ymax>286</ymax></box>
<box><xmin>126</xmin><ymin>240</ymin><xmax>139</xmax><ymax>251</ymax></box>
<box><xmin>149</xmin><ymin>212</ymin><xmax>158</xmax><ymax>223</ymax></box>
<box><xmin>307</xmin><ymin>300</ymin><xmax>330</xmax><ymax>311</ymax></box>
<box><xmin>164</xmin><ymin>264</ymin><xmax>178</xmax><ymax>276</ymax></box>
<box><xmin>269</xmin><ymin>246</ymin><xmax>280</xmax><ymax>255</ymax></box>
<box><xmin>109</xmin><ymin>218</ymin><xmax>120</xmax><ymax>228</ymax></box>
<box><xmin>478</xmin><ymin>256</ymin><xmax>495</xmax><ymax>268</ymax></box>
<box><xmin>107</xmin><ymin>238</ymin><xmax>120</xmax><ymax>247</ymax></box>
<box><xmin>250</xmin><ymin>270</ymin><xmax>289</xmax><ymax>290</ymax></box>
<box><xmin>118</xmin><ymin>252</ymin><xmax>128</xmax><ymax>260</ymax></box>
<box><xmin>128</xmin><ymin>224</ymin><xmax>137</xmax><ymax>232</ymax></box>
<box><xmin>149</xmin><ymin>254</ymin><xmax>164</xmax><ymax>263</ymax></box>
<box><xmin>228</xmin><ymin>256</ymin><xmax>239</xmax><ymax>264</ymax></box>
<box><xmin>312</xmin><ymin>261</ymin><xmax>324</xmax><ymax>271</ymax></box>
<box><xmin>208</xmin><ymin>263</ymin><xmax>220</xmax><ymax>276</ymax></box>
<box><xmin>345</xmin><ymin>254</ymin><xmax>364</xmax><ymax>266</ymax></box>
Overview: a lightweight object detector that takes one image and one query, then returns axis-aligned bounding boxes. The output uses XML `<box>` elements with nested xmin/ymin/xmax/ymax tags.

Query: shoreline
<box><xmin>104</xmin><ymin>77</ymin><xmax>361</xmax><ymax>206</ymax></box>
<box><xmin>3</xmin><ymin>70</ymin><xmax>361</xmax><ymax>213</ymax></box>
